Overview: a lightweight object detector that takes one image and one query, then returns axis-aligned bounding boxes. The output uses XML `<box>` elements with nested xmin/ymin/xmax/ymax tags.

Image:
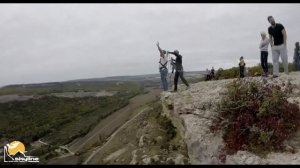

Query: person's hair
<box><xmin>240</xmin><ymin>56</ymin><xmax>244</xmax><ymax>60</ymax></box>
<box><xmin>267</xmin><ymin>16</ymin><xmax>273</xmax><ymax>21</ymax></box>
<box><xmin>260</xmin><ymin>31</ymin><xmax>266</xmax><ymax>36</ymax></box>
<box><xmin>296</xmin><ymin>42</ymin><xmax>299</xmax><ymax>45</ymax></box>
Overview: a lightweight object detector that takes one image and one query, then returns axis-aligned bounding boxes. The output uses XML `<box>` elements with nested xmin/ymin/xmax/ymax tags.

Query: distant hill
<box><xmin>68</xmin><ymin>71</ymin><xmax>206</xmax><ymax>82</ymax></box>
<box><xmin>1</xmin><ymin>71</ymin><xmax>206</xmax><ymax>89</ymax></box>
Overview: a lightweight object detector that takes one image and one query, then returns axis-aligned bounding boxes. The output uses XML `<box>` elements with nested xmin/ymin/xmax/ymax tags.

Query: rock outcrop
<box><xmin>161</xmin><ymin>72</ymin><xmax>300</xmax><ymax>164</ymax></box>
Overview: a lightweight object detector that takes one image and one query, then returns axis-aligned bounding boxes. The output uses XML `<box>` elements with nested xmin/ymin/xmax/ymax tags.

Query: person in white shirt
<box><xmin>259</xmin><ymin>31</ymin><xmax>270</xmax><ymax>77</ymax></box>
<box><xmin>156</xmin><ymin>42</ymin><xmax>169</xmax><ymax>91</ymax></box>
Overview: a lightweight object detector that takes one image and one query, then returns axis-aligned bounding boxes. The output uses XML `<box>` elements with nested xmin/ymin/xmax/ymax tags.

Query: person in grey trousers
<box><xmin>267</xmin><ymin>16</ymin><xmax>288</xmax><ymax>78</ymax></box>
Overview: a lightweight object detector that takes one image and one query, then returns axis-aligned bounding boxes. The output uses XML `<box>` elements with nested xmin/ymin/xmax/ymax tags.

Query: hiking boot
<box><xmin>272</xmin><ymin>75</ymin><xmax>279</xmax><ymax>78</ymax></box>
<box><xmin>265</xmin><ymin>72</ymin><xmax>269</xmax><ymax>77</ymax></box>
<box><xmin>262</xmin><ymin>72</ymin><xmax>268</xmax><ymax>77</ymax></box>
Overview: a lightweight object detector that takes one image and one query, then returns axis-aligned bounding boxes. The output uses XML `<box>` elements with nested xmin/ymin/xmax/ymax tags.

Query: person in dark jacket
<box><xmin>294</xmin><ymin>42</ymin><xmax>300</xmax><ymax>71</ymax></box>
<box><xmin>239</xmin><ymin>56</ymin><xmax>246</xmax><ymax>78</ymax></box>
<box><xmin>168</xmin><ymin>50</ymin><xmax>190</xmax><ymax>92</ymax></box>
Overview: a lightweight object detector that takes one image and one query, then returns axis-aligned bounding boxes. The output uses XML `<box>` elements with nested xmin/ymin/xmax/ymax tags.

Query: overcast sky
<box><xmin>0</xmin><ymin>3</ymin><xmax>300</xmax><ymax>87</ymax></box>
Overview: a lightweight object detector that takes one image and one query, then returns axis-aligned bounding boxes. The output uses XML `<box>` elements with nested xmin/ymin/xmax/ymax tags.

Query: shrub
<box><xmin>157</xmin><ymin>115</ymin><xmax>177</xmax><ymax>141</ymax></box>
<box><xmin>248</xmin><ymin>66</ymin><xmax>263</xmax><ymax>76</ymax></box>
<box><xmin>210</xmin><ymin>78</ymin><xmax>300</xmax><ymax>156</ymax></box>
<box><xmin>216</xmin><ymin>62</ymin><xmax>296</xmax><ymax>80</ymax></box>
<box><xmin>217</xmin><ymin>67</ymin><xmax>239</xmax><ymax>79</ymax></box>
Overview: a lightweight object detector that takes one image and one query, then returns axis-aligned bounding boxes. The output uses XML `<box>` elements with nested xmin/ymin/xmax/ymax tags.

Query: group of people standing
<box><xmin>157</xmin><ymin>16</ymin><xmax>299</xmax><ymax>92</ymax></box>
<box><xmin>205</xmin><ymin>67</ymin><xmax>215</xmax><ymax>80</ymax></box>
<box><xmin>239</xmin><ymin>16</ymin><xmax>290</xmax><ymax>79</ymax></box>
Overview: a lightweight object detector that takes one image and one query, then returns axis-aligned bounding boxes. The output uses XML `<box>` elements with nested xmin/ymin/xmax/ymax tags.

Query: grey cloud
<box><xmin>0</xmin><ymin>3</ymin><xmax>300</xmax><ymax>87</ymax></box>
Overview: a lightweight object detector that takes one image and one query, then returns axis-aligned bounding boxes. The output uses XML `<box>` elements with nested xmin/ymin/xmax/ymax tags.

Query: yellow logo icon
<box><xmin>3</xmin><ymin>140</ymin><xmax>39</xmax><ymax>163</ymax></box>
<box><xmin>6</xmin><ymin>141</ymin><xmax>26</xmax><ymax>155</ymax></box>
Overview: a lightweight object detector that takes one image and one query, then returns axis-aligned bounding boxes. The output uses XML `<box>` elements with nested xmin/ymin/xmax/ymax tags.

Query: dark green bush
<box><xmin>216</xmin><ymin>67</ymin><xmax>239</xmax><ymax>79</ymax></box>
<box><xmin>216</xmin><ymin>63</ymin><xmax>296</xmax><ymax>80</ymax></box>
<box><xmin>157</xmin><ymin>115</ymin><xmax>177</xmax><ymax>141</ymax></box>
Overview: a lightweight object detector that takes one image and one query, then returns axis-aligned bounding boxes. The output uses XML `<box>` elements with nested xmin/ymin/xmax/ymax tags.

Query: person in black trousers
<box><xmin>239</xmin><ymin>56</ymin><xmax>246</xmax><ymax>78</ymax></box>
<box><xmin>168</xmin><ymin>50</ymin><xmax>190</xmax><ymax>92</ymax></box>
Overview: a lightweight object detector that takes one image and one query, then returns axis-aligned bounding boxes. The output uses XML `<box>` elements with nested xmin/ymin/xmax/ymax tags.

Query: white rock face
<box><xmin>152</xmin><ymin>155</ymin><xmax>161</xmax><ymax>162</ymax></box>
<box><xmin>142</xmin><ymin>157</ymin><xmax>152</xmax><ymax>164</ymax></box>
<box><xmin>226</xmin><ymin>151</ymin><xmax>265</xmax><ymax>164</ymax></box>
<box><xmin>155</xmin><ymin>136</ymin><xmax>163</xmax><ymax>145</ymax></box>
<box><xmin>129</xmin><ymin>150</ymin><xmax>138</xmax><ymax>165</ymax></box>
<box><xmin>161</xmin><ymin>72</ymin><xmax>300</xmax><ymax>164</ymax></box>
<box><xmin>174</xmin><ymin>154</ymin><xmax>185</xmax><ymax>164</ymax></box>
<box><xmin>138</xmin><ymin>135</ymin><xmax>146</xmax><ymax>148</ymax></box>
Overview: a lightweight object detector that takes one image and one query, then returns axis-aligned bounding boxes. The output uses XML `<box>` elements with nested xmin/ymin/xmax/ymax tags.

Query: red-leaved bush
<box><xmin>211</xmin><ymin>78</ymin><xmax>300</xmax><ymax>157</ymax></box>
